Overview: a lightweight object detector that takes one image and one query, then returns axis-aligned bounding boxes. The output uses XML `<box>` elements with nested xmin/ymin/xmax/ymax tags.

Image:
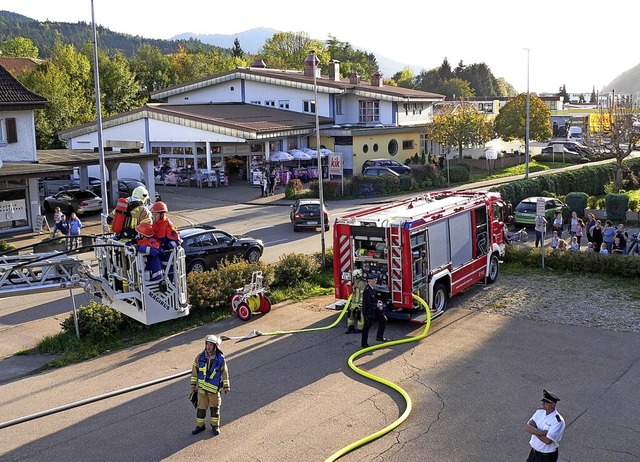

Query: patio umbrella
<box><xmin>289</xmin><ymin>149</ymin><xmax>312</xmax><ymax>167</ymax></box>
<box><xmin>319</xmin><ymin>148</ymin><xmax>333</xmax><ymax>157</ymax></box>
<box><xmin>269</xmin><ymin>151</ymin><xmax>294</xmax><ymax>162</ymax></box>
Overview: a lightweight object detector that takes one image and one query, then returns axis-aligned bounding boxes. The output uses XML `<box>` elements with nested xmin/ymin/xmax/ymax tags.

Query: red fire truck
<box><xmin>333</xmin><ymin>190</ymin><xmax>508</xmax><ymax>322</ymax></box>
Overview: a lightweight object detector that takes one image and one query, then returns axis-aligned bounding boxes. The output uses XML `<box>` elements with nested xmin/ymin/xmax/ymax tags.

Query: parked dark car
<box><xmin>179</xmin><ymin>226</ymin><xmax>264</xmax><ymax>273</ymax></box>
<box><xmin>361</xmin><ymin>158</ymin><xmax>411</xmax><ymax>175</ymax></box>
<box><xmin>117</xmin><ymin>178</ymin><xmax>161</xmax><ymax>201</ymax></box>
<box><xmin>290</xmin><ymin>199</ymin><xmax>330</xmax><ymax>232</ymax></box>
<box><xmin>362</xmin><ymin>167</ymin><xmax>401</xmax><ymax>177</ymax></box>
<box><xmin>43</xmin><ymin>189</ymin><xmax>103</xmax><ymax>215</ymax></box>
<box><xmin>60</xmin><ymin>177</ymin><xmax>161</xmax><ymax>201</ymax></box>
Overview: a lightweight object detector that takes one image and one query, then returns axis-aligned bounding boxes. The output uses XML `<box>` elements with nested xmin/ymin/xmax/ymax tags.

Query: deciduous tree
<box><xmin>494</xmin><ymin>93</ymin><xmax>551</xmax><ymax>142</ymax></box>
<box><xmin>428</xmin><ymin>102</ymin><xmax>494</xmax><ymax>159</ymax></box>
<box><xmin>0</xmin><ymin>36</ymin><xmax>39</xmax><ymax>58</ymax></box>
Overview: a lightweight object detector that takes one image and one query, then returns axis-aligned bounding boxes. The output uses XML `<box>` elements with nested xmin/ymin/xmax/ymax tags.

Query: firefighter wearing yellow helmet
<box><xmin>108</xmin><ymin>185</ymin><xmax>153</xmax><ymax>239</ymax></box>
<box><xmin>345</xmin><ymin>268</ymin><xmax>365</xmax><ymax>334</ymax></box>
<box><xmin>190</xmin><ymin>334</ymin><xmax>230</xmax><ymax>436</ymax></box>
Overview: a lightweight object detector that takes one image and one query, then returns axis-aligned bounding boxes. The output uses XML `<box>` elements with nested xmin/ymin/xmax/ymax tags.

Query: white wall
<box><xmin>166</xmin><ymin>78</ymin><xmax>244</xmax><ymax>104</ymax></box>
<box><xmin>0</xmin><ymin>111</ymin><xmax>37</xmax><ymax>162</ymax></box>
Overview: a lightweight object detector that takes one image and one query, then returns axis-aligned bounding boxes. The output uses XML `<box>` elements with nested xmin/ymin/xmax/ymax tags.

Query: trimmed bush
<box><xmin>605</xmin><ymin>193</ymin><xmax>629</xmax><ymax>221</ymax></box>
<box><xmin>446</xmin><ymin>165</ymin><xmax>471</xmax><ymax>183</ymax></box>
<box><xmin>504</xmin><ymin>245</ymin><xmax>640</xmax><ymax>277</ymax></box>
<box><xmin>565</xmin><ymin>192</ymin><xmax>588</xmax><ymax>215</ymax></box>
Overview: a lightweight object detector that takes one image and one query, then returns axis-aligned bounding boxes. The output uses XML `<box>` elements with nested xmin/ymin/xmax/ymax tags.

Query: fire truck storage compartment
<box><xmin>352</xmin><ymin>225</ymin><xmax>388</xmax><ymax>289</ymax></box>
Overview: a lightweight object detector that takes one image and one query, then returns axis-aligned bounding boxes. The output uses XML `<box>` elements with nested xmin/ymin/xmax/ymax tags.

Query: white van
<box><xmin>567</xmin><ymin>126</ymin><xmax>583</xmax><ymax>141</ymax></box>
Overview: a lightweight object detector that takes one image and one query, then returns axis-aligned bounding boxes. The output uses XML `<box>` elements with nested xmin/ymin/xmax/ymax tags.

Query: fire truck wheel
<box><xmin>259</xmin><ymin>295</ymin><xmax>272</xmax><ymax>314</ymax></box>
<box><xmin>431</xmin><ymin>282</ymin><xmax>448</xmax><ymax>315</ymax></box>
<box><xmin>486</xmin><ymin>254</ymin><xmax>500</xmax><ymax>284</ymax></box>
<box><xmin>236</xmin><ymin>302</ymin><xmax>252</xmax><ymax>321</ymax></box>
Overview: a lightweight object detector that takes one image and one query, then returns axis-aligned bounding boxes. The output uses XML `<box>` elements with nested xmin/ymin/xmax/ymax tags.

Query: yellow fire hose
<box><xmin>223</xmin><ymin>294</ymin><xmax>431</xmax><ymax>461</ymax></box>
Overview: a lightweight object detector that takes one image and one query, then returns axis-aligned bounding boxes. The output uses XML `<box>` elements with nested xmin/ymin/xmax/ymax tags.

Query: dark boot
<box><xmin>212</xmin><ymin>426</ymin><xmax>220</xmax><ymax>436</ymax></box>
<box><xmin>345</xmin><ymin>325</ymin><xmax>355</xmax><ymax>334</ymax></box>
<box><xmin>191</xmin><ymin>425</ymin><xmax>206</xmax><ymax>435</ymax></box>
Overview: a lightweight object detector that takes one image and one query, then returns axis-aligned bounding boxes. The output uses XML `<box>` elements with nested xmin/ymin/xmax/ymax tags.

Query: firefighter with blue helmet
<box><xmin>345</xmin><ymin>268</ymin><xmax>365</xmax><ymax>334</ymax></box>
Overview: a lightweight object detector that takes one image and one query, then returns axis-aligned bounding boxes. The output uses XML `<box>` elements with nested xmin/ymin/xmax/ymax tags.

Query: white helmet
<box><xmin>352</xmin><ymin>269</ymin><xmax>363</xmax><ymax>278</ymax></box>
<box><xmin>131</xmin><ymin>186</ymin><xmax>150</xmax><ymax>204</ymax></box>
<box><xmin>204</xmin><ymin>334</ymin><xmax>221</xmax><ymax>346</ymax></box>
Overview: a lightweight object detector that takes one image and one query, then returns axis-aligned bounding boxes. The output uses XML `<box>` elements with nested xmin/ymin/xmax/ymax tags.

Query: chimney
<box><xmin>304</xmin><ymin>52</ymin><xmax>321</xmax><ymax>78</ymax></box>
<box><xmin>349</xmin><ymin>72</ymin><xmax>360</xmax><ymax>84</ymax></box>
<box><xmin>251</xmin><ymin>59</ymin><xmax>266</xmax><ymax>68</ymax></box>
<box><xmin>329</xmin><ymin>60</ymin><xmax>341</xmax><ymax>81</ymax></box>
<box><xmin>371</xmin><ymin>70</ymin><xmax>383</xmax><ymax>87</ymax></box>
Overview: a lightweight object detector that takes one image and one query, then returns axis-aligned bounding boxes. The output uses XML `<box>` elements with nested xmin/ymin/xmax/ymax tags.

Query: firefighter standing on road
<box><xmin>191</xmin><ymin>334</ymin><xmax>230</xmax><ymax>436</ymax></box>
<box><xmin>361</xmin><ymin>274</ymin><xmax>389</xmax><ymax>348</ymax></box>
<box><xmin>345</xmin><ymin>269</ymin><xmax>365</xmax><ymax>334</ymax></box>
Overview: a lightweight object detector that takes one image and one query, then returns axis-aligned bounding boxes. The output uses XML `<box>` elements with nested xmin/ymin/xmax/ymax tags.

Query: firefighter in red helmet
<box><xmin>130</xmin><ymin>222</ymin><xmax>163</xmax><ymax>281</ymax></box>
<box><xmin>151</xmin><ymin>201</ymin><xmax>180</xmax><ymax>277</ymax></box>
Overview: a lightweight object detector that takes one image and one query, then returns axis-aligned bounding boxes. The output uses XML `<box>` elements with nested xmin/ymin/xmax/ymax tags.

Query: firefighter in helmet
<box><xmin>151</xmin><ymin>201</ymin><xmax>180</xmax><ymax>278</ymax></box>
<box><xmin>345</xmin><ymin>268</ymin><xmax>365</xmax><ymax>334</ymax></box>
<box><xmin>129</xmin><ymin>222</ymin><xmax>163</xmax><ymax>281</ymax></box>
<box><xmin>190</xmin><ymin>334</ymin><xmax>230</xmax><ymax>436</ymax></box>
<box><xmin>107</xmin><ymin>185</ymin><xmax>152</xmax><ymax>239</ymax></box>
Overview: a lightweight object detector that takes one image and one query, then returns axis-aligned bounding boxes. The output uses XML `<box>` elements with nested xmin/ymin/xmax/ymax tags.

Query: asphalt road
<box><xmin>1</xmin><ymin>292</ymin><xmax>638</xmax><ymax>461</ymax></box>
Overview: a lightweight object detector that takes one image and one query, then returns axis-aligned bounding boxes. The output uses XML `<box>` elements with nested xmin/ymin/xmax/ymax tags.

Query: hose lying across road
<box><xmin>0</xmin><ymin>294</ymin><xmax>432</xmax><ymax>461</ymax></box>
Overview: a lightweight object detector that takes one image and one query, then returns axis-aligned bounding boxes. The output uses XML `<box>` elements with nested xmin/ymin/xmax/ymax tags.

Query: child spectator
<box><xmin>569</xmin><ymin>236</ymin><xmax>579</xmax><ymax>251</ymax></box>
<box><xmin>552</xmin><ymin>212</ymin><xmax>564</xmax><ymax>237</ymax></box>
<box><xmin>575</xmin><ymin>219</ymin><xmax>584</xmax><ymax>248</ymax></box>
<box><xmin>53</xmin><ymin>207</ymin><xmax>62</xmax><ymax>225</ymax></box>
<box><xmin>550</xmin><ymin>231</ymin><xmax>560</xmax><ymax>249</ymax></box>
<box><xmin>599</xmin><ymin>243</ymin><xmax>609</xmax><ymax>254</ymax></box>
<box><xmin>54</xmin><ymin>214</ymin><xmax>69</xmax><ymax>245</ymax></box>
<box><xmin>557</xmin><ymin>238</ymin><xmax>568</xmax><ymax>251</ymax></box>
<box><xmin>585</xmin><ymin>242</ymin><xmax>594</xmax><ymax>253</ymax></box>
<box><xmin>611</xmin><ymin>237</ymin><xmax>625</xmax><ymax>255</ymax></box>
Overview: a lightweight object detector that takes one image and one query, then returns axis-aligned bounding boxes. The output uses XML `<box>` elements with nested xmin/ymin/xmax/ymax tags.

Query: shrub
<box><xmin>629</xmin><ymin>199</ymin><xmax>639</xmax><ymax>212</ymax></box>
<box><xmin>273</xmin><ymin>253</ymin><xmax>320</xmax><ymax>288</ymax></box>
<box><xmin>60</xmin><ymin>300</ymin><xmax>137</xmax><ymax>340</ymax></box>
<box><xmin>285</xmin><ymin>179</ymin><xmax>304</xmax><ymax>198</ymax></box>
<box><xmin>0</xmin><ymin>239</ymin><xmax>15</xmax><ymax>253</ymax></box>
<box><xmin>446</xmin><ymin>165</ymin><xmax>471</xmax><ymax>183</ymax></box>
<box><xmin>605</xmin><ymin>193</ymin><xmax>629</xmax><ymax>221</ymax></box>
<box><xmin>565</xmin><ymin>192</ymin><xmax>588</xmax><ymax>215</ymax></box>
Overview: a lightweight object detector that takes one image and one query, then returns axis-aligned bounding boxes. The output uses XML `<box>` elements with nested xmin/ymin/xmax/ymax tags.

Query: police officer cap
<box><xmin>366</xmin><ymin>273</ymin><xmax>377</xmax><ymax>280</ymax></box>
<box><xmin>541</xmin><ymin>389</ymin><xmax>560</xmax><ymax>403</ymax></box>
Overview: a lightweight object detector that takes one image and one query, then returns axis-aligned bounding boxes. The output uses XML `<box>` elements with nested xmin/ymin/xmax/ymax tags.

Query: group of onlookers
<box><xmin>537</xmin><ymin>211</ymin><xmax>639</xmax><ymax>255</ymax></box>
<box><xmin>52</xmin><ymin>207</ymin><xmax>82</xmax><ymax>251</ymax></box>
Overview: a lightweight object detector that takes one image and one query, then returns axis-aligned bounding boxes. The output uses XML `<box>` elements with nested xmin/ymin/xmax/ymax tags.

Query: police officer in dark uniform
<box><xmin>360</xmin><ymin>273</ymin><xmax>389</xmax><ymax>348</ymax></box>
<box><xmin>524</xmin><ymin>389</ymin><xmax>565</xmax><ymax>462</ymax></box>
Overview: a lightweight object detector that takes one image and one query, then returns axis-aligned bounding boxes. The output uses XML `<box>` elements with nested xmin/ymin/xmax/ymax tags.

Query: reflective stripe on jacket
<box><xmin>192</xmin><ymin>351</ymin><xmax>229</xmax><ymax>393</ymax></box>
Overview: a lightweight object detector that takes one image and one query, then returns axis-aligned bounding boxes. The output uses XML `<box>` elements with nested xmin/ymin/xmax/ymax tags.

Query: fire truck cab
<box><xmin>333</xmin><ymin>191</ymin><xmax>508</xmax><ymax>322</ymax></box>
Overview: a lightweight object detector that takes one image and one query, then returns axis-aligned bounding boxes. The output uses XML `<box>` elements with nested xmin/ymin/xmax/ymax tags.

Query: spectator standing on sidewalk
<box><xmin>602</xmin><ymin>220</ymin><xmax>616</xmax><ymax>254</ymax></box>
<box><xmin>585</xmin><ymin>212</ymin><xmax>596</xmax><ymax>245</ymax></box>
<box><xmin>568</xmin><ymin>211</ymin><xmax>579</xmax><ymax>238</ymax></box>
<box><xmin>590</xmin><ymin>220</ymin><xmax>603</xmax><ymax>251</ymax></box>
<box><xmin>575</xmin><ymin>219</ymin><xmax>584</xmax><ymax>248</ymax></box>
<box><xmin>552</xmin><ymin>212</ymin><xmax>564</xmax><ymax>237</ymax></box>
<box><xmin>534</xmin><ymin>215</ymin><xmax>547</xmax><ymax>248</ymax></box>
<box><xmin>68</xmin><ymin>212</ymin><xmax>82</xmax><ymax>250</ymax></box>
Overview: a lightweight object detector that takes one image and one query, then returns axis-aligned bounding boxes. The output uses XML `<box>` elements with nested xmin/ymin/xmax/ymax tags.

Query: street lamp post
<box><xmin>309</xmin><ymin>51</ymin><xmax>326</xmax><ymax>266</ymax></box>
<box><xmin>524</xmin><ymin>47</ymin><xmax>530</xmax><ymax>179</ymax></box>
<box><xmin>91</xmin><ymin>0</ymin><xmax>109</xmax><ymax>224</ymax></box>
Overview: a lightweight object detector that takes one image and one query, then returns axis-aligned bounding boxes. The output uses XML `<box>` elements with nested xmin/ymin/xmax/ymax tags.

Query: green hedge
<box><xmin>492</xmin><ymin>164</ymin><xmax>614</xmax><ymax>205</ymax></box>
<box><xmin>505</xmin><ymin>245</ymin><xmax>640</xmax><ymax>277</ymax></box>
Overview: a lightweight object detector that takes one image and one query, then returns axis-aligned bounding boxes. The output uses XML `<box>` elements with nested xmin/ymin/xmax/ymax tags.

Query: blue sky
<box><xmin>1</xmin><ymin>0</ymin><xmax>637</xmax><ymax>94</ymax></box>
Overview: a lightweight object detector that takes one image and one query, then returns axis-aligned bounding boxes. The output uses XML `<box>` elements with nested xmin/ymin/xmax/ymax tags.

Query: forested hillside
<box><xmin>0</xmin><ymin>10</ymin><xmax>225</xmax><ymax>57</ymax></box>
